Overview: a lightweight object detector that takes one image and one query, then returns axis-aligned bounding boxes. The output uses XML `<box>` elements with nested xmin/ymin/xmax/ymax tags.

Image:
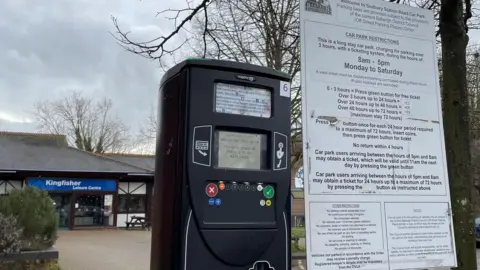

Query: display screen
<box><xmin>214</xmin><ymin>83</ymin><xmax>271</xmax><ymax>118</ymax></box>
<box><xmin>214</xmin><ymin>131</ymin><xmax>268</xmax><ymax>170</ymax></box>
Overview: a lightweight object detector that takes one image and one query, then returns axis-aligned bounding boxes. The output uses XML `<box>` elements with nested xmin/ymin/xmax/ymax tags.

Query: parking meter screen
<box><xmin>214</xmin><ymin>83</ymin><xmax>271</xmax><ymax>118</ymax></box>
<box><xmin>214</xmin><ymin>131</ymin><xmax>268</xmax><ymax>170</ymax></box>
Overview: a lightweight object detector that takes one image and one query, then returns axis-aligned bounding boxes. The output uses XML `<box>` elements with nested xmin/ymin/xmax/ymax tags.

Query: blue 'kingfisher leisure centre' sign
<box><xmin>27</xmin><ymin>178</ymin><xmax>117</xmax><ymax>192</ymax></box>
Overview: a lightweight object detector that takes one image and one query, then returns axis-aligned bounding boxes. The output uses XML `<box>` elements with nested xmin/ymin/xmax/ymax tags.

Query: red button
<box><xmin>206</xmin><ymin>183</ymin><xmax>218</xmax><ymax>197</ymax></box>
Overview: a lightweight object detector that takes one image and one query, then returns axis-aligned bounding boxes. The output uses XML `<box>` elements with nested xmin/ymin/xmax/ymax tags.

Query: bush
<box><xmin>0</xmin><ymin>259</ymin><xmax>61</xmax><ymax>270</ymax></box>
<box><xmin>291</xmin><ymin>242</ymin><xmax>305</xmax><ymax>253</ymax></box>
<box><xmin>291</xmin><ymin>227</ymin><xmax>306</xmax><ymax>253</ymax></box>
<box><xmin>0</xmin><ymin>214</ymin><xmax>22</xmax><ymax>254</ymax></box>
<box><xmin>0</xmin><ymin>187</ymin><xmax>58</xmax><ymax>251</ymax></box>
<box><xmin>291</xmin><ymin>227</ymin><xmax>306</xmax><ymax>238</ymax></box>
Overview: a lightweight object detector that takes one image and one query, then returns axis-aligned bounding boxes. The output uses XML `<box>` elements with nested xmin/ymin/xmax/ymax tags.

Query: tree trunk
<box><xmin>440</xmin><ymin>0</ymin><xmax>477</xmax><ymax>269</ymax></box>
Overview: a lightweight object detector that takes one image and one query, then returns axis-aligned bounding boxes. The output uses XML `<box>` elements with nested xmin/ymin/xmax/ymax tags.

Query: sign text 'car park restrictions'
<box><xmin>300</xmin><ymin>0</ymin><xmax>456</xmax><ymax>269</ymax></box>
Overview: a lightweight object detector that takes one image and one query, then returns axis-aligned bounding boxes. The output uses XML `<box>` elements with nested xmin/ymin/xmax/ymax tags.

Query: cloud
<box><xmin>0</xmin><ymin>111</ymin><xmax>33</xmax><ymax>123</ymax></box>
<box><xmin>0</xmin><ymin>0</ymin><xmax>174</xmax><ymax>134</ymax></box>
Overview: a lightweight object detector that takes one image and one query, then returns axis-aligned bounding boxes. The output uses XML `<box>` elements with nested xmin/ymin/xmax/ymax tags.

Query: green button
<box><xmin>263</xmin><ymin>185</ymin><xmax>275</xmax><ymax>199</ymax></box>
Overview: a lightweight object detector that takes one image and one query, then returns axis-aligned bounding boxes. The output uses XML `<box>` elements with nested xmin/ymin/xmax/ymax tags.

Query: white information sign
<box><xmin>299</xmin><ymin>0</ymin><xmax>456</xmax><ymax>269</ymax></box>
<box><xmin>215</xmin><ymin>83</ymin><xmax>271</xmax><ymax>118</ymax></box>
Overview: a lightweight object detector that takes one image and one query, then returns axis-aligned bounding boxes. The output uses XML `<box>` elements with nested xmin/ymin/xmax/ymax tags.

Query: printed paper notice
<box><xmin>300</xmin><ymin>0</ymin><xmax>457</xmax><ymax>269</ymax></box>
<box><xmin>215</xmin><ymin>83</ymin><xmax>271</xmax><ymax>118</ymax></box>
<box><xmin>308</xmin><ymin>202</ymin><xmax>386</xmax><ymax>269</ymax></box>
<box><xmin>385</xmin><ymin>202</ymin><xmax>455</xmax><ymax>269</ymax></box>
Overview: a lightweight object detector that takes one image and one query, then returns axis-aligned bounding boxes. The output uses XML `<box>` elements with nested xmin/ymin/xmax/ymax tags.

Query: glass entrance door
<box><xmin>74</xmin><ymin>194</ymin><xmax>108</xmax><ymax>226</ymax></box>
<box><xmin>50</xmin><ymin>193</ymin><xmax>72</xmax><ymax>229</ymax></box>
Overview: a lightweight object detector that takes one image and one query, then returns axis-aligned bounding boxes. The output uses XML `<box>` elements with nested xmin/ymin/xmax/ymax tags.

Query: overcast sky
<box><xmin>0</xmin><ymin>0</ymin><xmax>479</xmax><ymax>135</ymax></box>
<box><xmin>0</xmin><ymin>0</ymin><xmax>188</xmax><ymax>134</ymax></box>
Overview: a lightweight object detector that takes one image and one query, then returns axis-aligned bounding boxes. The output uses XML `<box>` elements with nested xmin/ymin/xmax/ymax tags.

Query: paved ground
<box><xmin>55</xmin><ymin>230</ymin><xmax>306</xmax><ymax>270</ymax></box>
<box><xmin>56</xmin><ymin>230</ymin><xmax>151</xmax><ymax>270</ymax></box>
<box><xmin>55</xmin><ymin>230</ymin><xmax>480</xmax><ymax>270</ymax></box>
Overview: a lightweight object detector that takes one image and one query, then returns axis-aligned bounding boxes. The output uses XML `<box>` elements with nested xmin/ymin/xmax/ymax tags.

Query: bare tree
<box><xmin>440</xmin><ymin>0</ymin><xmax>477</xmax><ymax>267</ymax></box>
<box><xmin>465</xmin><ymin>45</ymin><xmax>480</xmax><ymax>216</ymax></box>
<box><xmin>139</xmin><ymin>106</ymin><xmax>157</xmax><ymax>142</ymax></box>
<box><xmin>110</xmin><ymin>0</ymin><xmax>467</xmax><ymax>160</ymax></box>
<box><xmin>33</xmin><ymin>91</ymin><xmax>131</xmax><ymax>154</ymax></box>
<box><xmin>192</xmin><ymin>0</ymin><xmax>301</xmax><ymax>133</ymax></box>
<box><xmin>110</xmin><ymin>0</ymin><xmax>480</xmax><ymax>60</ymax></box>
<box><xmin>113</xmin><ymin>0</ymin><xmax>302</xmax><ymax>162</ymax></box>
<box><xmin>130</xmin><ymin>106</ymin><xmax>158</xmax><ymax>154</ymax></box>
<box><xmin>467</xmin><ymin>46</ymin><xmax>480</xmax><ymax>137</ymax></box>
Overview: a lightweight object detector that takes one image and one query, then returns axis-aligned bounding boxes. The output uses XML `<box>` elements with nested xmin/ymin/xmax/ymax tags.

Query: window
<box><xmin>117</xmin><ymin>194</ymin><xmax>146</xmax><ymax>214</ymax></box>
<box><xmin>74</xmin><ymin>194</ymin><xmax>114</xmax><ymax>226</ymax></box>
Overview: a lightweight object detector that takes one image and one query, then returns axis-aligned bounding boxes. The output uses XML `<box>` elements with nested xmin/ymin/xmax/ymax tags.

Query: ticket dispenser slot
<box><xmin>151</xmin><ymin>59</ymin><xmax>291</xmax><ymax>270</ymax></box>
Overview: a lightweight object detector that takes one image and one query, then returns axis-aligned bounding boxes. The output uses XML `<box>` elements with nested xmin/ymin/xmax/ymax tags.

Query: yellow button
<box><xmin>266</xmin><ymin>200</ymin><xmax>272</xmax><ymax>206</ymax></box>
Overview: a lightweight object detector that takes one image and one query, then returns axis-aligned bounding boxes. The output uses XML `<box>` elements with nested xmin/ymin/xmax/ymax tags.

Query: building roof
<box><xmin>0</xmin><ymin>132</ymin><xmax>151</xmax><ymax>173</ymax></box>
<box><xmin>102</xmin><ymin>153</ymin><xmax>155</xmax><ymax>172</ymax></box>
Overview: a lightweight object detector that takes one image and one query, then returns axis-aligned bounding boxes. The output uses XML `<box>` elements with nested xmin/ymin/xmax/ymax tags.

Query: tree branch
<box><xmin>110</xmin><ymin>0</ymin><xmax>211</xmax><ymax>62</ymax></box>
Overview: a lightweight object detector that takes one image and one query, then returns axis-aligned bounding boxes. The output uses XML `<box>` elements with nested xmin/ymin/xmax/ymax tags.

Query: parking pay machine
<box><xmin>151</xmin><ymin>59</ymin><xmax>291</xmax><ymax>270</ymax></box>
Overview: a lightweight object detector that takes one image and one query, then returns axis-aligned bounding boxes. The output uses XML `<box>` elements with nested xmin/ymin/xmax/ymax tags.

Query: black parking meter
<box><xmin>151</xmin><ymin>59</ymin><xmax>291</xmax><ymax>270</ymax></box>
